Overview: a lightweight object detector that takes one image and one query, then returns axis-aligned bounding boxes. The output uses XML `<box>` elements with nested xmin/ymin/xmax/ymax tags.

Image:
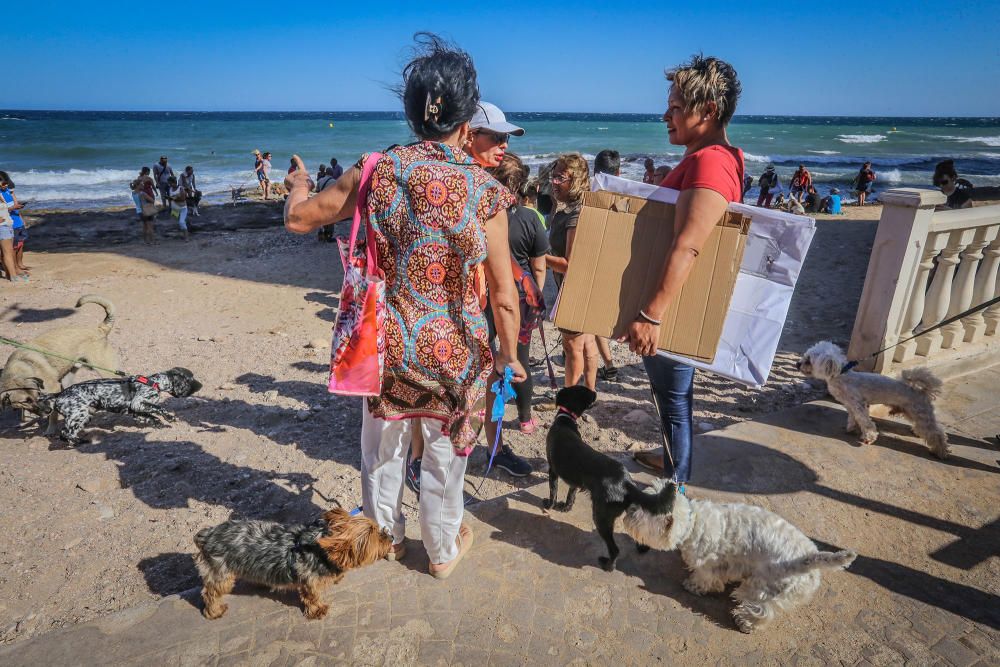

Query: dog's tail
<box><xmin>76</xmin><ymin>294</ymin><xmax>116</xmax><ymax>336</ymax></box>
<box><xmin>624</xmin><ymin>479</ymin><xmax>677</xmax><ymax>515</ymax></box>
<box><xmin>900</xmin><ymin>368</ymin><xmax>942</xmax><ymax>401</ymax></box>
<box><xmin>775</xmin><ymin>550</ymin><xmax>856</xmax><ymax>578</ymax></box>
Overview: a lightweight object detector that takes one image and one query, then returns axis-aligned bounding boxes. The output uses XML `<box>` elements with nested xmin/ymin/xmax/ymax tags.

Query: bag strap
<box><xmin>345</xmin><ymin>152</ymin><xmax>383</xmax><ymax>272</ymax></box>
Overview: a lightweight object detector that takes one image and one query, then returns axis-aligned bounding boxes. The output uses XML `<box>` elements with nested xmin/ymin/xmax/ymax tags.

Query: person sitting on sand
<box><xmin>0</xmin><ymin>173</ymin><xmax>30</xmax><ymax>276</ymax></box>
<box><xmin>821</xmin><ymin>187</ymin><xmax>842</xmax><ymax>214</ymax></box>
<box><xmin>803</xmin><ymin>184</ymin><xmax>823</xmax><ymax>213</ymax></box>
<box><xmin>854</xmin><ymin>161</ymin><xmax>875</xmax><ymax>206</ymax></box>
<box><xmin>933</xmin><ymin>159</ymin><xmax>974</xmax><ymax>210</ymax></box>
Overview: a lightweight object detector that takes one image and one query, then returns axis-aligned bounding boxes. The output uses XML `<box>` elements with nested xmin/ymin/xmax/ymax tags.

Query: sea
<box><xmin>1</xmin><ymin>111</ymin><xmax>999</xmax><ymax>210</ymax></box>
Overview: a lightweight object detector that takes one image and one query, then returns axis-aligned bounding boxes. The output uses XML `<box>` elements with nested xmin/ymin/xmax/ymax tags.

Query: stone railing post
<box><xmin>917</xmin><ymin>229</ymin><xmax>972</xmax><ymax>356</ymax></box>
<box><xmin>939</xmin><ymin>228</ymin><xmax>980</xmax><ymax>349</ymax></box>
<box><xmin>848</xmin><ymin>188</ymin><xmax>946</xmax><ymax>373</ymax></box>
<box><xmin>970</xmin><ymin>229</ymin><xmax>1000</xmax><ymax>340</ymax></box>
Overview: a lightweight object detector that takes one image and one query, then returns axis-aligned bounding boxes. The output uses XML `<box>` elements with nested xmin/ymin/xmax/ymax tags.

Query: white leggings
<box><xmin>360</xmin><ymin>409</ymin><xmax>467</xmax><ymax>564</ymax></box>
<box><xmin>176</xmin><ymin>206</ymin><xmax>188</xmax><ymax>231</ymax></box>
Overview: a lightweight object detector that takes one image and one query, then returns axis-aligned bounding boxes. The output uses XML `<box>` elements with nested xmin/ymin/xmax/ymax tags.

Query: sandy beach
<box><xmin>0</xmin><ymin>194</ymin><xmax>990</xmax><ymax>642</ymax></box>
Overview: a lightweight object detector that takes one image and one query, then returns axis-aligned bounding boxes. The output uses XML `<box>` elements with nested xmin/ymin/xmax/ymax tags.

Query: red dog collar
<box><xmin>134</xmin><ymin>375</ymin><xmax>161</xmax><ymax>392</ymax></box>
<box><xmin>557</xmin><ymin>406</ymin><xmax>580</xmax><ymax>421</ymax></box>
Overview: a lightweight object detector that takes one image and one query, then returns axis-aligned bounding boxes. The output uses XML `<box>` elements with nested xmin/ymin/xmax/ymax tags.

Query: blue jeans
<box><xmin>642</xmin><ymin>354</ymin><xmax>694</xmax><ymax>482</ymax></box>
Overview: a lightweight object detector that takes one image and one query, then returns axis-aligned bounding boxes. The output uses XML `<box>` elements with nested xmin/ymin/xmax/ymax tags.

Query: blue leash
<box><xmin>466</xmin><ymin>366</ymin><xmax>515</xmax><ymax>505</ymax></box>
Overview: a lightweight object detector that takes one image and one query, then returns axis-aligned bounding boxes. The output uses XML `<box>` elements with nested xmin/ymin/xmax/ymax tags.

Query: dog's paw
<box><xmin>859</xmin><ymin>431</ymin><xmax>878</xmax><ymax>446</ymax></box>
<box><xmin>203</xmin><ymin>603</ymin><xmax>228</xmax><ymax>620</ymax></box>
<box><xmin>636</xmin><ymin>543</ymin><xmax>651</xmax><ymax>554</ymax></box>
<box><xmin>542</xmin><ymin>498</ymin><xmax>554</xmax><ymax>510</ymax></box>
<box><xmin>552</xmin><ymin>501</ymin><xmax>571</xmax><ymax>512</ymax></box>
<box><xmin>733</xmin><ymin>611</ymin><xmax>756</xmax><ymax>634</ymax></box>
<box><xmin>304</xmin><ymin>604</ymin><xmax>329</xmax><ymax>620</ymax></box>
<box><xmin>931</xmin><ymin>446</ymin><xmax>951</xmax><ymax>460</ymax></box>
<box><xmin>598</xmin><ymin>556</ymin><xmax>616</xmax><ymax>572</ymax></box>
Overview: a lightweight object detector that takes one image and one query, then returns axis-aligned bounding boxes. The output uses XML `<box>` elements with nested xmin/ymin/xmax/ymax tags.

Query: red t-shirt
<box><xmin>659</xmin><ymin>144</ymin><xmax>745</xmax><ymax>203</ymax></box>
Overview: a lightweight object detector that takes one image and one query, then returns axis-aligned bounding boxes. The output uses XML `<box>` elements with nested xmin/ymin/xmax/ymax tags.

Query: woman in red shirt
<box><xmin>625</xmin><ymin>55</ymin><xmax>745</xmax><ymax>481</ymax></box>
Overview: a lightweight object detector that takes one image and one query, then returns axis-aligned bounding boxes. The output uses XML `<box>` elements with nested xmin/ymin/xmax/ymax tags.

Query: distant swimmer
<box><xmin>889</xmin><ymin>127</ymin><xmax>898</xmax><ymax>132</ymax></box>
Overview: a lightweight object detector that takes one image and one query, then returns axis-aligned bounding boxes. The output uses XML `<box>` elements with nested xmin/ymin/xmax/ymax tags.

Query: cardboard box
<box><xmin>553</xmin><ymin>190</ymin><xmax>750</xmax><ymax>361</ymax></box>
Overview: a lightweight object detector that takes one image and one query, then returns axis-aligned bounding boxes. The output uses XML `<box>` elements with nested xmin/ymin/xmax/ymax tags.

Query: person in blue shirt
<box><xmin>822</xmin><ymin>187</ymin><xmax>842</xmax><ymax>214</ymax></box>
<box><xmin>0</xmin><ymin>172</ymin><xmax>28</xmax><ymax>276</ymax></box>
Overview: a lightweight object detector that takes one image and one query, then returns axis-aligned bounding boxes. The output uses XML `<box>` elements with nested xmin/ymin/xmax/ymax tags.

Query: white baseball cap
<box><xmin>470</xmin><ymin>102</ymin><xmax>524</xmax><ymax>136</ymax></box>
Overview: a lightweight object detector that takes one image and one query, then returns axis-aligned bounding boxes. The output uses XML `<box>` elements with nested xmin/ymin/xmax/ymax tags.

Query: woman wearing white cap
<box><xmin>465</xmin><ymin>101</ymin><xmax>524</xmax><ymax>168</ymax></box>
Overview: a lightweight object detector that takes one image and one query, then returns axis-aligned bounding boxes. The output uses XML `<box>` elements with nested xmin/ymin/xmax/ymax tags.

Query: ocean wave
<box><xmin>13</xmin><ymin>168</ymin><xmax>138</xmax><ymax>187</ymax></box>
<box><xmin>836</xmin><ymin>134</ymin><xmax>887</xmax><ymax>144</ymax></box>
<box><xmin>808</xmin><ymin>150</ymin><xmax>840</xmax><ymax>155</ymax></box>
<box><xmin>943</xmin><ymin>135</ymin><xmax>1000</xmax><ymax>147</ymax></box>
<box><xmin>743</xmin><ymin>152</ymin><xmax>771</xmax><ymax>163</ymax></box>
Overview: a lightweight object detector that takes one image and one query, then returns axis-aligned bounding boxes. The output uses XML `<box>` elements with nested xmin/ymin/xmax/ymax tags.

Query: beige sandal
<box><xmin>430</xmin><ymin>524</ymin><xmax>474</xmax><ymax>580</ymax></box>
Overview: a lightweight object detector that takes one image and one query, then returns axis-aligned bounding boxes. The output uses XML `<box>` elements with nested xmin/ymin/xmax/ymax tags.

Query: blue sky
<box><xmin>7</xmin><ymin>1</ymin><xmax>999</xmax><ymax>116</ymax></box>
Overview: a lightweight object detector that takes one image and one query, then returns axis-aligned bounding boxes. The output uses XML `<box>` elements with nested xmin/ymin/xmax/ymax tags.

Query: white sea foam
<box><xmin>808</xmin><ymin>150</ymin><xmax>841</xmax><ymax>155</ymax></box>
<box><xmin>743</xmin><ymin>152</ymin><xmax>771</xmax><ymax>163</ymax></box>
<box><xmin>942</xmin><ymin>135</ymin><xmax>1000</xmax><ymax>147</ymax></box>
<box><xmin>881</xmin><ymin>169</ymin><xmax>904</xmax><ymax>185</ymax></box>
<box><xmin>14</xmin><ymin>168</ymin><xmax>137</xmax><ymax>187</ymax></box>
<box><xmin>836</xmin><ymin>134</ymin><xmax>887</xmax><ymax>144</ymax></box>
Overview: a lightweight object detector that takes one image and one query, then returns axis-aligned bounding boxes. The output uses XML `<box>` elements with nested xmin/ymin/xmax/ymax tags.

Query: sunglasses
<box><xmin>475</xmin><ymin>130</ymin><xmax>510</xmax><ymax>145</ymax></box>
<box><xmin>550</xmin><ymin>173</ymin><xmax>569</xmax><ymax>184</ymax></box>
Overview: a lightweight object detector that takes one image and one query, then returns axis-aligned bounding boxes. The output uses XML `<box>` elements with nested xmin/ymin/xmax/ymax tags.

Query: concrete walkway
<box><xmin>2</xmin><ymin>368</ymin><xmax>998</xmax><ymax>666</ymax></box>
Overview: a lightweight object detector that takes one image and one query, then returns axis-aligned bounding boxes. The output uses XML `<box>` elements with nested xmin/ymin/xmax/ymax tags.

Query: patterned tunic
<box><xmin>361</xmin><ymin>142</ymin><xmax>515</xmax><ymax>447</ymax></box>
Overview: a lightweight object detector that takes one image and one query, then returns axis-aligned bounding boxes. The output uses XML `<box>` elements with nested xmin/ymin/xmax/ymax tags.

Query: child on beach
<box><xmin>0</xmin><ymin>173</ymin><xmax>30</xmax><ymax>276</ymax></box>
<box><xmin>168</xmin><ymin>177</ymin><xmax>190</xmax><ymax>241</ymax></box>
<box><xmin>0</xmin><ymin>192</ymin><xmax>25</xmax><ymax>282</ymax></box>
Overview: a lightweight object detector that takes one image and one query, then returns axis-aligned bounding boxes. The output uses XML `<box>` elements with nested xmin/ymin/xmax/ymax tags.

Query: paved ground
<box><xmin>1</xmin><ymin>367</ymin><xmax>998</xmax><ymax>666</ymax></box>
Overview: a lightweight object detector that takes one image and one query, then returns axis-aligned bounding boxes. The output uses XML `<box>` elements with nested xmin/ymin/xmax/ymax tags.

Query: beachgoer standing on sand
<box><xmin>130</xmin><ymin>168</ymin><xmax>145</xmax><ymax>217</ymax></box>
<box><xmin>153</xmin><ymin>156</ymin><xmax>175</xmax><ymax>211</ymax></box>
<box><xmin>260</xmin><ymin>152</ymin><xmax>273</xmax><ymax>200</ymax></box>
<box><xmin>592</xmin><ymin>149</ymin><xmax>623</xmax><ymax>384</ymax></box>
<box><xmin>253</xmin><ymin>149</ymin><xmax>264</xmax><ymax>191</ymax></box>
<box><xmin>137</xmin><ymin>168</ymin><xmax>158</xmax><ymax>244</ymax></box>
<box><xmin>642</xmin><ymin>157</ymin><xmax>656</xmax><ymax>184</ymax></box>
<box><xmin>626</xmin><ymin>55</ymin><xmax>745</xmax><ymax>482</ymax></box>
<box><xmin>315</xmin><ymin>164</ymin><xmax>327</xmax><ymax>191</ymax></box>
<box><xmin>546</xmin><ymin>153</ymin><xmax>599</xmax><ymax>391</ymax></box>
<box><xmin>854</xmin><ymin>161</ymin><xmax>875</xmax><ymax>206</ymax></box>
<box><xmin>757</xmin><ymin>163</ymin><xmax>778</xmax><ymax>208</ymax></box>
<box><xmin>180</xmin><ymin>166</ymin><xmax>201</xmax><ymax>217</ymax></box>
<box><xmin>790</xmin><ymin>163</ymin><xmax>811</xmax><ymax>201</ymax></box>
<box><xmin>465</xmin><ymin>101</ymin><xmax>522</xmax><ymax>168</ymax></box>
<box><xmin>283</xmin><ymin>34</ymin><xmax>525</xmax><ymax>579</ymax></box>
<box><xmin>168</xmin><ymin>176</ymin><xmax>189</xmax><ymax>241</ymax></box>
<box><xmin>0</xmin><ymin>173</ymin><xmax>30</xmax><ymax>276</ymax></box>
<box><xmin>0</xmin><ymin>178</ymin><xmax>25</xmax><ymax>283</ymax></box>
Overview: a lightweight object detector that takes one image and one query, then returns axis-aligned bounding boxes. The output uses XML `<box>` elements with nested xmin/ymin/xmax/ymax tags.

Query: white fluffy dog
<box><xmin>798</xmin><ymin>341</ymin><xmax>949</xmax><ymax>458</ymax></box>
<box><xmin>623</xmin><ymin>482</ymin><xmax>856</xmax><ymax>633</ymax></box>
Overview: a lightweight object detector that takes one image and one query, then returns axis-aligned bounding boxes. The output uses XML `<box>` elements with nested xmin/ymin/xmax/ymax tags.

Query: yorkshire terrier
<box><xmin>194</xmin><ymin>508</ymin><xmax>392</xmax><ymax>620</ymax></box>
<box><xmin>798</xmin><ymin>341</ymin><xmax>949</xmax><ymax>458</ymax></box>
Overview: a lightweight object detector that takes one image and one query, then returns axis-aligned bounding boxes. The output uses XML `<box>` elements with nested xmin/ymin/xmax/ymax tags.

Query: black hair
<box><xmin>330</xmin><ymin>157</ymin><xmax>338</xmax><ymax>167</ymax></box>
<box><xmin>537</xmin><ymin>193</ymin><xmax>554</xmax><ymax>216</ymax></box>
<box><xmin>594</xmin><ymin>149</ymin><xmax>621</xmax><ymax>176</ymax></box>
<box><xmin>0</xmin><ymin>170</ymin><xmax>13</xmax><ymax>189</ymax></box>
<box><xmin>398</xmin><ymin>33</ymin><xmax>480</xmax><ymax>141</ymax></box>
<box><xmin>140</xmin><ymin>166</ymin><xmax>150</xmax><ymax>175</ymax></box>
<box><xmin>933</xmin><ymin>159</ymin><xmax>958</xmax><ymax>187</ymax></box>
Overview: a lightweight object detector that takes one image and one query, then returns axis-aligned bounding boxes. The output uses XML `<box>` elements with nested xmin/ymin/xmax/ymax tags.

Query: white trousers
<box><xmin>360</xmin><ymin>409</ymin><xmax>467</xmax><ymax>564</ymax></box>
<box><xmin>175</xmin><ymin>206</ymin><xmax>188</xmax><ymax>231</ymax></box>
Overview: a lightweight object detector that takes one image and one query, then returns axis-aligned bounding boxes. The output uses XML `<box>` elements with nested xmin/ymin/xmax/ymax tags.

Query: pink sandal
<box><xmin>519</xmin><ymin>419</ymin><xmax>538</xmax><ymax>435</ymax></box>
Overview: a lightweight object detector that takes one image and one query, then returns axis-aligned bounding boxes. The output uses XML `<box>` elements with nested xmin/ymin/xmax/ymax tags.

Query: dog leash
<box><xmin>0</xmin><ymin>335</ymin><xmax>128</xmax><ymax>378</ymax></box>
<box><xmin>465</xmin><ymin>366</ymin><xmax>516</xmax><ymax>505</ymax></box>
<box><xmin>647</xmin><ymin>383</ymin><xmax>685</xmax><ymax>496</ymax></box>
<box><xmin>536</xmin><ymin>324</ymin><xmax>559</xmax><ymax>390</ymax></box>
<box><xmin>842</xmin><ymin>294</ymin><xmax>1000</xmax><ymax>372</ymax></box>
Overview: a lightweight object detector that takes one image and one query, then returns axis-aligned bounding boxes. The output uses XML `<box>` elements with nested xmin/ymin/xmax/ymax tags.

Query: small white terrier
<box><xmin>623</xmin><ymin>482</ymin><xmax>856</xmax><ymax>633</ymax></box>
<box><xmin>798</xmin><ymin>341</ymin><xmax>949</xmax><ymax>458</ymax></box>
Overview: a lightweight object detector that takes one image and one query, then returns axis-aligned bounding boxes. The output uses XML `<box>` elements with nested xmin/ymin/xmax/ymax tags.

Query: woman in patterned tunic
<box><xmin>283</xmin><ymin>34</ymin><xmax>525</xmax><ymax>578</ymax></box>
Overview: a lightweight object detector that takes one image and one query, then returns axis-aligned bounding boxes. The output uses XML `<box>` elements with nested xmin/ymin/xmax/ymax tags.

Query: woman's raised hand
<box><xmin>284</xmin><ymin>155</ymin><xmax>314</xmax><ymax>192</ymax></box>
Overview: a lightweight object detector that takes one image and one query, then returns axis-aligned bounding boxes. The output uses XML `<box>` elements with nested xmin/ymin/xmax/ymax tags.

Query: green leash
<box><xmin>0</xmin><ymin>336</ymin><xmax>127</xmax><ymax>377</ymax></box>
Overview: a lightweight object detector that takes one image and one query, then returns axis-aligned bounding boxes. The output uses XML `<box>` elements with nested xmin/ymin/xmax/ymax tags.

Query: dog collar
<box><xmin>556</xmin><ymin>406</ymin><xmax>580</xmax><ymax>422</ymax></box>
<box><xmin>133</xmin><ymin>375</ymin><xmax>162</xmax><ymax>392</ymax></box>
<box><xmin>840</xmin><ymin>361</ymin><xmax>858</xmax><ymax>375</ymax></box>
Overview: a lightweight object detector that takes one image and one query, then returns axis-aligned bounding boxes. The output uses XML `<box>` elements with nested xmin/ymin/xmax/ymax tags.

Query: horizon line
<box><xmin>3</xmin><ymin>109</ymin><xmax>999</xmax><ymax>120</ymax></box>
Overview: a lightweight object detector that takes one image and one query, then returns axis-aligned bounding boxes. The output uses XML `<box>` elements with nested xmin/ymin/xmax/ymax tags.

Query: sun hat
<box><xmin>470</xmin><ymin>102</ymin><xmax>524</xmax><ymax>136</ymax></box>
<box><xmin>831</xmin><ymin>187</ymin><xmax>841</xmax><ymax>194</ymax></box>
<box><xmin>765</xmin><ymin>163</ymin><xmax>775</xmax><ymax>170</ymax></box>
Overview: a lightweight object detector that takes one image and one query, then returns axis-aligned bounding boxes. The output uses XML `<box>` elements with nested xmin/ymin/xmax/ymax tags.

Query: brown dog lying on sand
<box><xmin>1</xmin><ymin>295</ymin><xmax>119</xmax><ymax>417</ymax></box>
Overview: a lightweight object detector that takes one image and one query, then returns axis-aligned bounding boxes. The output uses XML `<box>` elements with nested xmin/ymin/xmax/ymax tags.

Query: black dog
<box><xmin>545</xmin><ymin>385</ymin><xmax>675</xmax><ymax>571</ymax></box>
<box><xmin>33</xmin><ymin>367</ymin><xmax>202</xmax><ymax>444</ymax></box>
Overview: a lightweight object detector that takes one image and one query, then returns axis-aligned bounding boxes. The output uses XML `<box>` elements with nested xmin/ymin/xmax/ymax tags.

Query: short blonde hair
<box><xmin>553</xmin><ymin>153</ymin><xmax>590</xmax><ymax>204</ymax></box>
<box><xmin>666</xmin><ymin>54</ymin><xmax>741</xmax><ymax>126</ymax></box>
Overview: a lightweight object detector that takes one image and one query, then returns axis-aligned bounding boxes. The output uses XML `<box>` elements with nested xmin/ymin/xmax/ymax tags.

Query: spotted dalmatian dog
<box><xmin>31</xmin><ymin>367</ymin><xmax>202</xmax><ymax>444</ymax></box>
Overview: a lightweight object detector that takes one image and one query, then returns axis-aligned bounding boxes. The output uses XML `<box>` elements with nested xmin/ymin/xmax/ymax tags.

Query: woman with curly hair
<box><xmin>626</xmin><ymin>55</ymin><xmax>745</xmax><ymax>484</ymax></box>
<box><xmin>283</xmin><ymin>34</ymin><xmax>525</xmax><ymax>579</ymax></box>
<box><xmin>546</xmin><ymin>153</ymin><xmax>599</xmax><ymax>390</ymax></box>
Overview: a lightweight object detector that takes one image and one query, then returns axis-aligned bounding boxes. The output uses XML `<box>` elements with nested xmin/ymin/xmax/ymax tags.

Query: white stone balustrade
<box><xmin>848</xmin><ymin>189</ymin><xmax>1000</xmax><ymax>373</ymax></box>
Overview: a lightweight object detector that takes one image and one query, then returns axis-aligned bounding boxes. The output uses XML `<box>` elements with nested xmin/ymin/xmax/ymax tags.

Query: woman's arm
<box><xmin>530</xmin><ymin>256</ymin><xmax>547</xmax><ymax>291</ymax></box>
<box><xmin>483</xmin><ymin>210</ymin><xmax>527</xmax><ymax>382</ymax></box>
<box><xmin>284</xmin><ymin>155</ymin><xmax>360</xmax><ymax>234</ymax></box>
<box><xmin>623</xmin><ymin>187</ymin><xmax>729</xmax><ymax>356</ymax></box>
<box><xmin>545</xmin><ymin>226</ymin><xmax>577</xmax><ymax>274</ymax></box>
